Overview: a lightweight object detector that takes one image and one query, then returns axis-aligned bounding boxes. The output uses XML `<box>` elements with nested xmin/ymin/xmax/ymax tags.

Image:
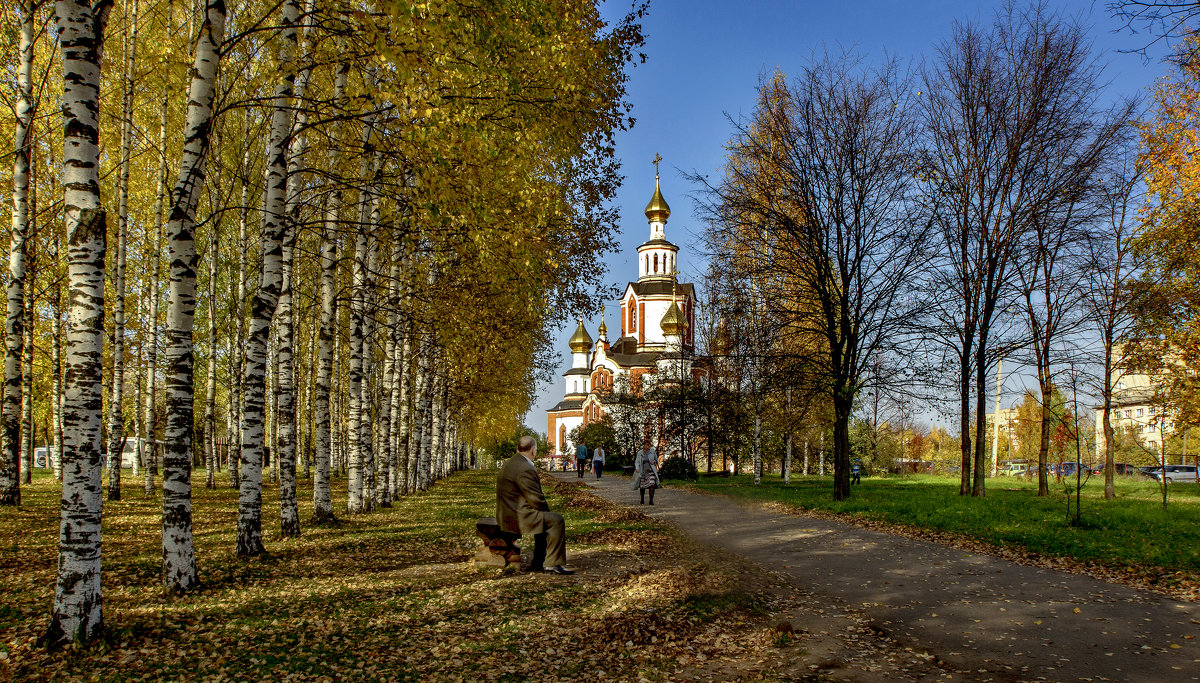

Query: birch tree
<box><xmin>238</xmin><ymin>0</ymin><xmax>299</xmax><ymax>556</ymax></box>
<box><xmin>1</xmin><ymin>0</ymin><xmax>41</xmax><ymax>506</ymax></box>
<box><xmin>106</xmin><ymin>0</ymin><xmax>140</xmax><ymax>501</ymax></box>
<box><xmin>161</xmin><ymin>0</ymin><xmax>225</xmax><ymax>592</ymax></box>
<box><xmin>42</xmin><ymin>0</ymin><xmax>113</xmax><ymax>647</ymax></box>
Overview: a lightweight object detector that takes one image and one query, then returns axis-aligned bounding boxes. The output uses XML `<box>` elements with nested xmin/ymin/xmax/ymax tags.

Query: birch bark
<box><xmin>237</xmin><ymin>0</ymin><xmax>298</xmax><ymax>555</ymax></box>
<box><xmin>311</xmin><ymin>195</ymin><xmax>337</xmax><ymax>522</ymax></box>
<box><xmin>230</xmin><ymin>142</ymin><xmax>250</xmax><ymax>489</ymax></box>
<box><xmin>345</xmin><ymin>123</ymin><xmax>376</xmax><ymax>514</ymax></box>
<box><xmin>52</xmin><ymin>275</ymin><xmax>64</xmax><ymax>482</ymax></box>
<box><xmin>22</xmin><ymin>264</ymin><xmax>34</xmax><ymax>485</ymax></box>
<box><xmin>160</xmin><ymin>0</ymin><xmax>223</xmax><ymax>591</ymax></box>
<box><xmin>276</xmin><ymin>3</ymin><xmax>314</xmax><ymax>535</ymax></box>
<box><xmin>203</xmin><ymin>214</ymin><xmax>219</xmax><ymax>489</ymax></box>
<box><xmin>43</xmin><ymin>0</ymin><xmax>113</xmax><ymax>647</ymax></box>
<box><xmin>143</xmin><ymin>0</ymin><xmax>172</xmax><ymax>495</ymax></box>
<box><xmin>105</xmin><ymin>0</ymin><xmax>139</xmax><ymax>500</ymax></box>
<box><xmin>1</xmin><ymin>0</ymin><xmax>38</xmax><ymax>505</ymax></box>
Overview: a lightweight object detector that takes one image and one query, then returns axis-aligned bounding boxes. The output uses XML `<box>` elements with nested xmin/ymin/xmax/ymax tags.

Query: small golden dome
<box><xmin>660</xmin><ymin>300</ymin><xmax>685</xmax><ymax>337</ymax></box>
<box><xmin>569</xmin><ymin>318</ymin><xmax>593</xmax><ymax>353</ymax></box>
<box><xmin>644</xmin><ymin>175</ymin><xmax>671</xmax><ymax>223</ymax></box>
<box><xmin>598</xmin><ymin>318</ymin><xmax>608</xmax><ymax>336</ymax></box>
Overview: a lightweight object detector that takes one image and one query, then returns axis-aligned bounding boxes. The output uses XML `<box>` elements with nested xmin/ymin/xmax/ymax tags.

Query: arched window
<box><xmin>653</xmin><ymin>253</ymin><xmax>658</xmax><ymax>273</ymax></box>
<box><xmin>558</xmin><ymin>425</ymin><xmax>566</xmax><ymax>453</ymax></box>
<box><xmin>573</xmin><ymin>380</ymin><xmax>578</xmax><ymax>393</ymax></box>
<box><xmin>629</xmin><ymin>298</ymin><xmax>636</xmax><ymax>331</ymax></box>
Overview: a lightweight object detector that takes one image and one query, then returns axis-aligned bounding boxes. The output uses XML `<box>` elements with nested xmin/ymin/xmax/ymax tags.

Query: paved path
<box><xmin>554</xmin><ymin>471</ymin><xmax>1200</xmax><ymax>682</ymax></box>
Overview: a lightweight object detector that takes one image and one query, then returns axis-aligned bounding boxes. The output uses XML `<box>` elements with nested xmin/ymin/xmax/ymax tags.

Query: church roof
<box><xmin>548</xmin><ymin>396</ymin><xmax>586</xmax><ymax>412</ymax></box>
<box><xmin>607</xmin><ymin>350</ymin><xmax>661</xmax><ymax>368</ymax></box>
<box><xmin>563</xmin><ymin>367</ymin><xmax>589</xmax><ymax>377</ymax></box>
<box><xmin>637</xmin><ymin>238</ymin><xmax>679</xmax><ymax>250</ymax></box>
<box><xmin>625</xmin><ymin>280</ymin><xmax>696</xmax><ymax>299</ymax></box>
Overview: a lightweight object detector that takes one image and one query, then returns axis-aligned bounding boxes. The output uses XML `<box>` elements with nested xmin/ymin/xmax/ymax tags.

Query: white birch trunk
<box><xmin>311</xmin><ymin>195</ymin><xmax>336</xmax><ymax>521</ymax></box>
<box><xmin>203</xmin><ymin>214</ymin><xmax>218</xmax><ymax>489</ymax></box>
<box><xmin>395</xmin><ymin>329</ymin><xmax>411</xmax><ymax>497</ymax></box>
<box><xmin>105</xmin><ymin>0</ymin><xmax>138</xmax><ymax>501</ymax></box>
<box><xmin>819</xmin><ymin>433</ymin><xmax>825</xmax><ymax>477</ymax></box>
<box><xmin>752</xmin><ymin>397</ymin><xmax>762</xmax><ymax>485</ymax></box>
<box><xmin>237</xmin><ymin>0</ymin><xmax>298</xmax><ymax>555</ymax></box>
<box><xmin>331</xmin><ymin>320</ymin><xmax>342</xmax><ymax>478</ymax></box>
<box><xmin>22</xmin><ymin>268</ymin><xmax>35</xmax><ymax>485</ymax></box>
<box><xmin>52</xmin><ymin>277</ymin><xmax>65</xmax><ymax>482</ymax></box>
<box><xmin>379</xmin><ymin>245</ymin><xmax>401</xmax><ymax>506</ymax></box>
<box><xmin>1</xmin><ymin>0</ymin><xmax>37</xmax><ymax>505</ymax></box>
<box><xmin>345</xmin><ymin>228</ymin><xmax>366</xmax><ymax>512</ymax></box>
<box><xmin>230</xmin><ymin>142</ymin><xmax>250</xmax><ymax>489</ymax></box>
<box><xmin>276</xmin><ymin>8</ymin><xmax>314</xmax><ymax>533</ymax></box>
<box><xmin>161</xmin><ymin>0</ymin><xmax>223</xmax><ymax>592</ymax></box>
<box><xmin>360</xmin><ymin>192</ymin><xmax>379</xmax><ymax>511</ymax></box>
<box><xmin>783</xmin><ymin>387</ymin><xmax>792</xmax><ymax>484</ymax></box>
<box><xmin>132</xmin><ymin>295</ymin><xmax>142</xmax><ymax>477</ymax></box>
<box><xmin>143</xmin><ymin>0</ymin><xmax>171</xmax><ymax>495</ymax></box>
<box><xmin>43</xmin><ymin>0</ymin><xmax>113</xmax><ymax>646</ymax></box>
<box><xmin>345</xmin><ymin>120</ymin><xmax>376</xmax><ymax>513</ymax></box>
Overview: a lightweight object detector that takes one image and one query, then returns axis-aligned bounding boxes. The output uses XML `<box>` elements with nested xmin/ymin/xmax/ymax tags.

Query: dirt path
<box><xmin>556</xmin><ymin>471</ymin><xmax>1200</xmax><ymax>682</ymax></box>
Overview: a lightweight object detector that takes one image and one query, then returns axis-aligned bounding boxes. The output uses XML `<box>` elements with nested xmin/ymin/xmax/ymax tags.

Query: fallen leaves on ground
<box><xmin>0</xmin><ymin>470</ymin><xmax>956</xmax><ymax>682</ymax></box>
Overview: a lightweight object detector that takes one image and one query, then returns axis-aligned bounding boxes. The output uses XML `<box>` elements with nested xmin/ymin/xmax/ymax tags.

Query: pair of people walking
<box><xmin>574</xmin><ymin>442</ymin><xmax>607</xmax><ymax>478</ymax></box>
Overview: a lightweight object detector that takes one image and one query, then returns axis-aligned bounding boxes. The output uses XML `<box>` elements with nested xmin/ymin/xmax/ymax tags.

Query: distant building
<box><xmin>985</xmin><ymin>406</ymin><xmax>1021</xmax><ymax>454</ymax></box>
<box><xmin>1094</xmin><ymin>347</ymin><xmax>1178</xmax><ymax>458</ymax></box>
<box><xmin>546</xmin><ymin>160</ymin><xmax>703</xmax><ymax>457</ymax></box>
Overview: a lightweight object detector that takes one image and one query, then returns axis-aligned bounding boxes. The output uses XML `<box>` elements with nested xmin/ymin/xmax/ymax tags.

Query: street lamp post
<box><xmin>992</xmin><ymin>355</ymin><xmax>1004</xmax><ymax>478</ymax></box>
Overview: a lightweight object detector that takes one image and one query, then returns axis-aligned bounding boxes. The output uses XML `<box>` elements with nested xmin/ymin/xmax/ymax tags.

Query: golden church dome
<box><xmin>569</xmin><ymin>319</ymin><xmax>593</xmax><ymax>353</ymax></box>
<box><xmin>644</xmin><ymin>175</ymin><xmax>671</xmax><ymax>223</ymax></box>
<box><xmin>660</xmin><ymin>300</ymin><xmax>685</xmax><ymax>337</ymax></box>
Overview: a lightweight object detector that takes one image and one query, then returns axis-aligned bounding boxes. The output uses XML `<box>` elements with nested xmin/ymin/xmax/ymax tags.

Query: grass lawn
<box><xmin>0</xmin><ymin>468</ymin><xmax>800</xmax><ymax>682</ymax></box>
<box><xmin>687</xmin><ymin>472</ymin><xmax>1200</xmax><ymax>594</ymax></box>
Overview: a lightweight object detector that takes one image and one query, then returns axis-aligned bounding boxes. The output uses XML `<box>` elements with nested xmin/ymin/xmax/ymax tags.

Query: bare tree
<box><xmin>918</xmin><ymin>4</ymin><xmax>1125</xmax><ymax>496</ymax></box>
<box><xmin>701</xmin><ymin>54</ymin><xmax>929</xmax><ymax>500</ymax></box>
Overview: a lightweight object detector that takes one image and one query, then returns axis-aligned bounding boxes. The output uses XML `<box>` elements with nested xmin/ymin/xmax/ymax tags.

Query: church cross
<box><xmin>652</xmin><ymin>153</ymin><xmax>663</xmax><ymax>179</ymax></box>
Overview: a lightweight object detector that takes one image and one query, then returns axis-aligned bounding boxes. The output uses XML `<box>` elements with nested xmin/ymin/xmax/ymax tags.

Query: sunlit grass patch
<box><xmin>690</xmin><ymin>472</ymin><xmax>1200</xmax><ymax>597</ymax></box>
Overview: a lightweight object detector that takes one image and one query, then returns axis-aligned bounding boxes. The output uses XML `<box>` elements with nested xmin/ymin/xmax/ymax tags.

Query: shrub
<box><xmin>659</xmin><ymin>456</ymin><xmax>698</xmax><ymax>481</ymax></box>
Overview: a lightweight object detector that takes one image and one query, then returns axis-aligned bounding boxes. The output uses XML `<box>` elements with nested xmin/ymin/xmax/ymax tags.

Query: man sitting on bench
<box><xmin>496</xmin><ymin>436</ymin><xmax>574</xmax><ymax>575</ymax></box>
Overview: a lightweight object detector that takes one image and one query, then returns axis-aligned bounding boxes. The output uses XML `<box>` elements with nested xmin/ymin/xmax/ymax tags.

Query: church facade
<box><xmin>547</xmin><ymin>163</ymin><xmax>702</xmax><ymax>457</ymax></box>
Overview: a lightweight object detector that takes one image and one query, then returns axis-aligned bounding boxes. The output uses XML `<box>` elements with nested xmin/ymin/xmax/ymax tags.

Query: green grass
<box><xmin>688</xmin><ymin>473</ymin><xmax>1200</xmax><ymax>573</ymax></box>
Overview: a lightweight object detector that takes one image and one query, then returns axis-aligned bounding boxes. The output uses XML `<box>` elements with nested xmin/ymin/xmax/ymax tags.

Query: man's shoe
<box><xmin>544</xmin><ymin>565</ymin><xmax>575</xmax><ymax>575</ymax></box>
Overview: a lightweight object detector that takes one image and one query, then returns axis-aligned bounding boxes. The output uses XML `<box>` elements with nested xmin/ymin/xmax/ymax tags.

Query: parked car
<box><xmin>1110</xmin><ymin>462</ymin><xmax>1141</xmax><ymax>476</ymax></box>
<box><xmin>1058</xmin><ymin>462</ymin><xmax>1092</xmax><ymax>479</ymax></box>
<box><xmin>1147</xmin><ymin>465</ymin><xmax>1200</xmax><ymax>483</ymax></box>
<box><xmin>1000</xmin><ymin>463</ymin><xmax>1029</xmax><ymax>476</ymax></box>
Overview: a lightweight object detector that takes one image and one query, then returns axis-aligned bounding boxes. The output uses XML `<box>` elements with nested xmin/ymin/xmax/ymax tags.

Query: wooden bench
<box><xmin>473</xmin><ymin>517</ymin><xmax>522</xmax><ymax>568</ymax></box>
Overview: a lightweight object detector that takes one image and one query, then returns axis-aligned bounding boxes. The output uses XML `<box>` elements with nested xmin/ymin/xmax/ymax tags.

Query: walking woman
<box><xmin>632</xmin><ymin>445</ymin><xmax>660</xmax><ymax>505</ymax></box>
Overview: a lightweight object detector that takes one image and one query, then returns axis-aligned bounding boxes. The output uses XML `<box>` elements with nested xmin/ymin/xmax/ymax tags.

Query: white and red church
<box><xmin>547</xmin><ymin>162</ymin><xmax>703</xmax><ymax>457</ymax></box>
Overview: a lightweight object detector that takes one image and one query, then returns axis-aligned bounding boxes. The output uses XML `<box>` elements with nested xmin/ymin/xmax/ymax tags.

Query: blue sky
<box><xmin>526</xmin><ymin>0</ymin><xmax>1173</xmax><ymax>432</ymax></box>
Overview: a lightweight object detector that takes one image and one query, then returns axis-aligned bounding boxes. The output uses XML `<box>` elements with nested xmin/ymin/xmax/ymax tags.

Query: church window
<box><xmin>653</xmin><ymin>253</ymin><xmax>658</xmax><ymax>273</ymax></box>
<box><xmin>629</xmin><ymin>298</ymin><xmax>636</xmax><ymax>331</ymax></box>
<box><xmin>559</xmin><ymin>425</ymin><xmax>566</xmax><ymax>453</ymax></box>
<box><xmin>574</xmin><ymin>380</ymin><xmax>578</xmax><ymax>393</ymax></box>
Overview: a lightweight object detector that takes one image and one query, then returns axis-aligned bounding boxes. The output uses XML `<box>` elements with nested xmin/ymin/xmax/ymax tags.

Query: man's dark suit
<box><xmin>496</xmin><ymin>454</ymin><xmax>566</xmax><ymax>569</ymax></box>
